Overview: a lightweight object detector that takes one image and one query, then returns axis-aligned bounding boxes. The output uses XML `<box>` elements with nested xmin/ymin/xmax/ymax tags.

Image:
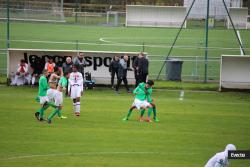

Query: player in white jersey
<box><xmin>47</xmin><ymin>72</ymin><xmax>69</xmax><ymax>124</ymax></box>
<box><xmin>68</xmin><ymin>65</ymin><xmax>83</xmax><ymax>116</ymax></box>
<box><xmin>47</xmin><ymin>66</ymin><xmax>62</xmax><ymax>102</ymax></box>
<box><xmin>205</xmin><ymin>144</ymin><xmax>236</xmax><ymax>167</ymax></box>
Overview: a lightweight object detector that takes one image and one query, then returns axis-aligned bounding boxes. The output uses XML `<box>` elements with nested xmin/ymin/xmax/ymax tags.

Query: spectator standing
<box><xmin>73</xmin><ymin>52</ymin><xmax>86</xmax><ymax>79</ymax></box>
<box><xmin>132</xmin><ymin>52</ymin><xmax>143</xmax><ymax>87</ymax></box>
<box><xmin>62</xmin><ymin>57</ymin><xmax>73</xmax><ymax>74</ymax></box>
<box><xmin>115</xmin><ymin>54</ymin><xmax>131</xmax><ymax>93</ymax></box>
<box><xmin>62</xmin><ymin>57</ymin><xmax>73</xmax><ymax>96</ymax></box>
<box><xmin>138</xmin><ymin>53</ymin><xmax>149</xmax><ymax>83</ymax></box>
<box><xmin>109</xmin><ymin>55</ymin><xmax>120</xmax><ymax>89</ymax></box>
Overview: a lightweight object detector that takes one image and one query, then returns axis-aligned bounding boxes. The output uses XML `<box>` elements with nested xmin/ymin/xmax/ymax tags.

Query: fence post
<box><xmin>142</xmin><ymin>42</ymin><xmax>145</xmax><ymax>52</ymax></box>
<box><xmin>6</xmin><ymin>0</ymin><xmax>10</xmax><ymax>49</ymax></box>
<box><xmin>204</xmin><ymin>0</ymin><xmax>210</xmax><ymax>83</ymax></box>
<box><xmin>76</xmin><ymin>40</ymin><xmax>79</xmax><ymax>50</ymax></box>
<box><xmin>75</xmin><ymin>12</ymin><xmax>78</xmax><ymax>23</ymax></box>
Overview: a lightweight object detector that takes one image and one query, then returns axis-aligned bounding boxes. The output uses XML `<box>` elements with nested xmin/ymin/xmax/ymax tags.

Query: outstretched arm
<box><xmin>204</xmin><ymin>154</ymin><xmax>217</xmax><ymax>167</ymax></box>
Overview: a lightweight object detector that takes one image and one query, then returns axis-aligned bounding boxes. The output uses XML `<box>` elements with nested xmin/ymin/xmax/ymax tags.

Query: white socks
<box><xmin>75</xmin><ymin>102</ymin><xmax>80</xmax><ymax>113</ymax></box>
<box><xmin>73</xmin><ymin>102</ymin><xmax>80</xmax><ymax>114</ymax></box>
<box><xmin>32</xmin><ymin>76</ymin><xmax>35</xmax><ymax>85</ymax></box>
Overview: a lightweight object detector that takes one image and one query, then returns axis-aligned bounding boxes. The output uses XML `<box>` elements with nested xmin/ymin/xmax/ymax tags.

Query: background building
<box><xmin>184</xmin><ymin>0</ymin><xmax>243</xmax><ymax>19</ymax></box>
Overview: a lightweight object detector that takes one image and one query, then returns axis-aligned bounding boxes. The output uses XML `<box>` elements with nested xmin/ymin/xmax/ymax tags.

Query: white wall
<box><xmin>126</xmin><ymin>5</ymin><xmax>187</xmax><ymax>28</ymax></box>
<box><xmin>184</xmin><ymin>0</ymin><xmax>242</xmax><ymax>19</ymax></box>
<box><xmin>220</xmin><ymin>55</ymin><xmax>250</xmax><ymax>90</ymax></box>
<box><xmin>227</xmin><ymin>7</ymin><xmax>248</xmax><ymax>29</ymax></box>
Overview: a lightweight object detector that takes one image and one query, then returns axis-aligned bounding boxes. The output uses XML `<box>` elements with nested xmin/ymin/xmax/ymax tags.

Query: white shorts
<box><xmin>47</xmin><ymin>88</ymin><xmax>57</xmax><ymax>102</ymax></box>
<box><xmin>132</xmin><ymin>98</ymin><xmax>150</xmax><ymax>110</ymax></box>
<box><xmin>54</xmin><ymin>91</ymin><xmax>63</xmax><ymax>106</ymax></box>
<box><xmin>39</xmin><ymin>96</ymin><xmax>49</xmax><ymax>105</ymax></box>
<box><xmin>70</xmin><ymin>85</ymin><xmax>82</xmax><ymax>99</ymax></box>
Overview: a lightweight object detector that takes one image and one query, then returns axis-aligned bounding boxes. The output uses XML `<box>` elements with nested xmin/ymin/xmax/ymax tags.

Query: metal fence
<box><xmin>0</xmin><ymin>46</ymin><xmax>221</xmax><ymax>84</ymax></box>
<box><xmin>0</xmin><ymin>1</ymin><xmax>249</xmax><ymax>83</ymax></box>
<box><xmin>149</xmin><ymin>55</ymin><xmax>220</xmax><ymax>82</ymax></box>
<box><xmin>0</xmin><ymin>0</ymin><xmax>249</xmax><ymax>28</ymax></box>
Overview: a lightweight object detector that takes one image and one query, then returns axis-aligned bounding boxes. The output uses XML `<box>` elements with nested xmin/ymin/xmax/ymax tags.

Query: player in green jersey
<box><xmin>35</xmin><ymin>70</ymin><xmax>56</xmax><ymax>121</ymax></box>
<box><xmin>123</xmin><ymin>80</ymin><xmax>154</xmax><ymax>122</ymax></box>
<box><xmin>140</xmin><ymin>95</ymin><xmax>159</xmax><ymax>122</ymax></box>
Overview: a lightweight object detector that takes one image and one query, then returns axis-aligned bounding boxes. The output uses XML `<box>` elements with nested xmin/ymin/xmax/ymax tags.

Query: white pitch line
<box><xmin>99</xmin><ymin>37</ymin><xmax>250</xmax><ymax>51</ymax></box>
<box><xmin>99</xmin><ymin>37</ymin><xmax>111</xmax><ymax>43</ymax></box>
<box><xmin>1</xmin><ymin>151</ymin><xmax>199</xmax><ymax>160</ymax></box>
<box><xmin>98</xmin><ymin>36</ymin><xmax>239</xmax><ymax>41</ymax></box>
<box><xmin>0</xmin><ymin>38</ymin><xmax>247</xmax><ymax>51</ymax></box>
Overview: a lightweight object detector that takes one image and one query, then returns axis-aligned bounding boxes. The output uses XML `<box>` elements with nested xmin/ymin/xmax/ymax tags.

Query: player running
<box><xmin>68</xmin><ymin>65</ymin><xmax>83</xmax><ymax>116</ymax></box>
<box><xmin>123</xmin><ymin>80</ymin><xmax>154</xmax><ymax>122</ymax></box>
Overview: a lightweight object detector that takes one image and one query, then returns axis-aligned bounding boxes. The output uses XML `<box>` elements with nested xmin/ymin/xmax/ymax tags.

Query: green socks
<box><xmin>38</xmin><ymin>108</ymin><xmax>45</xmax><ymax>119</ymax></box>
<box><xmin>140</xmin><ymin>109</ymin><xmax>145</xmax><ymax>117</ymax></box>
<box><xmin>147</xmin><ymin>107</ymin><xmax>153</xmax><ymax>117</ymax></box>
<box><xmin>152</xmin><ymin>106</ymin><xmax>159</xmax><ymax>122</ymax></box>
<box><xmin>38</xmin><ymin>104</ymin><xmax>49</xmax><ymax>119</ymax></box>
<box><xmin>126</xmin><ymin>109</ymin><xmax>133</xmax><ymax>118</ymax></box>
<box><xmin>36</xmin><ymin>101</ymin><xmax>57</xmax><ymax>120</ymax></box>
<box><xmin>48</xmin><ymin>108</ymin><xmax>60</xmax><ymax>121</ymax></box>
<box><xmin>124</xmin><ymin>107</ymin><xmax>156</xmax><ymax>121</ymax></box>
<box><xmin>153</xmin><ymin>106</ymin><xmax>156</xmax><ymax>118</ymax></box>
<box><xmin>57</xmin><ymin>110</ymin><xmax>62</xmax><ymax>117</ymax></box>
<box><xmin>123</xmin><ymin>108</ymin><xmax>133</xmax><ymax>121</ymax></box>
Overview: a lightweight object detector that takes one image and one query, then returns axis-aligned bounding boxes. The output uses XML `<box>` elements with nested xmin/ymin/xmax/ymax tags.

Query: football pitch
<box><xmin>0</xmin><ymin>85</ymin><xmax>249</xmax><ymax>167</ymax></box>
<box><xmin>0</xmin><ymin>22</ymin><xmax>250</xmax><ymax>80</ymax></box>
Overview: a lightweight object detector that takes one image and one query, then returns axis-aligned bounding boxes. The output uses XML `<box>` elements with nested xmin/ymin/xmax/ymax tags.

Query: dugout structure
<box><xmin>220</xmin><ymin>55</ymin><xmax>250</xmax><ymax>91</ymax></box>
<box><xmin>126</xmin><ymin>5</ymin><xmax>187</xmax><ymax>28</ymax></box>
<box><xmin>7</xmin><ymin>48</ymin><xmax>144</xmax><ymax>85</ymax></box>
<box><xmin>227</xmin><ymin>7</ymin><xmax>249</xmax><ymax>29</ymax></box>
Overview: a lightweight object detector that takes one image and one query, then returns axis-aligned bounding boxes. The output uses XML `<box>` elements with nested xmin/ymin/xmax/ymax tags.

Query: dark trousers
<box><xmin>116</xmin><ymin>70</ymin><xmax>129</xmax><ymax>91</ymax></box>
<box><xmin>134</xmin><ymin>71</ymin><xmax>140</xmax><ymax>87</ymax></box>
<box><xmin>140</xmin><ymin>73</ymin><xmax>147</xmax><ymax>83</ymax></box>
<box><xmin>111</xmin><ymin>70</ymin><xmax>118</xmax><ymax>87</ymax></box>
<box><xmin>136</xmin><ymin>73</ymin><xmax>147</xmax><ymax>85</ymax></box>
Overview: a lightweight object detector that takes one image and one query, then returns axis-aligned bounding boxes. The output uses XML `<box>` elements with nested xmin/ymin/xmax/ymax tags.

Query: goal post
<box><xmin>220</xmin><ymin>55</ymin><xmax>250</xmax><ymax>91</ymax></box>
<box><xmin>227</xmin><ymin>7</ymin><xmax>248</xmax><ymax>29</ymax></box>
<box><xmin>106</xmin><ymin>11</ymin><xmax>126</xmax><ymax>26</ymax></box>
<box><xmin>126</xmin><ymin>5</ymin><xmax>187</xmax><ymax>28</ymax></box>
<box><xmin>247</xmin><ymin>15</ymin><xmax>250</xmax><ymax>29</ymax></box>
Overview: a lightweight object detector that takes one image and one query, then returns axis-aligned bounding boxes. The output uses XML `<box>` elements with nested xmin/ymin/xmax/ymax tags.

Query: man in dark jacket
<box><xmin>132</xmin><ymin>52</ymin><xmax>143</xmax><ymax>87</ymax></box>
<box><xmin>115</xmin><ymin>54</ymin><xmax>131</xmax><ymax>93</ymax></box>
<box><xmin>138</xmin><ymin>53</ymin><xmax>149</xmax><ymax>83</ymax></box>
<box><xmin>109</xmin><ymin>55</ymin><xmax>120</xmax><ymax>89</ymax></box>
<box><xmin>62</xmin><ymin>57</ymin><xmax>73</xmax><ymax>96</ymax></box>
<box><xmin>62</xmin><ymin>57</ymin><xmax>73</xmax><ymax>74</ymax></box>
<box><xmin>73</xmin><ymin>52</ymin><xmax>86</xmax><ymax>79</ymax></box>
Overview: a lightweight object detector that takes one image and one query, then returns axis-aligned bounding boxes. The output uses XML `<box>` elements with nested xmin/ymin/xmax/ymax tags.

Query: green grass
<box><xmin>0</xmin><ymin>86</ymin><xmax>249</xmax><ymax>167</ymax></box>
<box><xmin>154</xmin><ymin>81</ymin><xmax>219</xmax><ymax>91</ymax></box>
